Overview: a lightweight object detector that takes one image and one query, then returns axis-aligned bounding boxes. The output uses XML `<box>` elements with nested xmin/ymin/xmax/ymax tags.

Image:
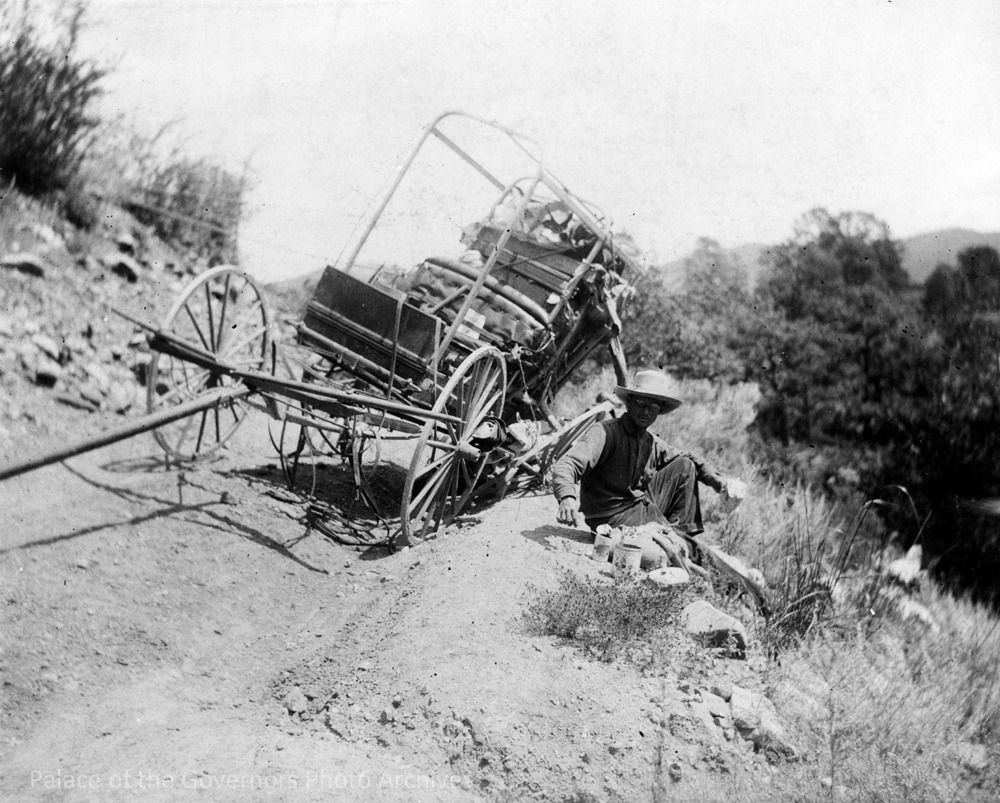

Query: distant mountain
<box><xmin>656</xmin><ymin>229</ymin><xmax>1000</xmax><ymax>289</ymax></box>
<box><xmin>898</xmin><ymin>229</ymin><xmax>1000</xmax><ymax>284</ymax></box>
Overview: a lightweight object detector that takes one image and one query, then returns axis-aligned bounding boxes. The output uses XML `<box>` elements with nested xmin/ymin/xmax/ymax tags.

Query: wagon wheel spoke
<box><xmin>147</xmin><ymin>267</ymin><xmax>270</xmax><ymax>462</ymax></box>
<box><xmin>401</xmin><ymin>346</ymin><xmax>506</xmax><ymax>543</ymax></box>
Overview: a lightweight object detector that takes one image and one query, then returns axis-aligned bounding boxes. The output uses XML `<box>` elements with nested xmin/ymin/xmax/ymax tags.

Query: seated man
<box><xmin>552</xmin><ymin>370</ymin><xmax>745</xmax><ymax>551</ymax></box>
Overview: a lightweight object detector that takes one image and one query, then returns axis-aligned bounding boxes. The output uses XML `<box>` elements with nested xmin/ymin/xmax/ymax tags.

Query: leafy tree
<box><xmin>958</xmin><ymin>245</ymin><xmax>1000</xmax><ymax>312</ymax></box>
<box><xmin>923</xmin><ymin>263</ymin><xmax>968</xmax><ymax>318</ymax></box>
<box><xmin>924</xmin><ymin>247</ymin><xmax>1000</xmax><ymax>318</ymax></box>
<box><xmin>747</xmin><ymin>209</ymin><xmax>913</xmax><ymax>446</ymax></box>
<box><xmin>623</xmin><ymin>238</ymin><xmax>754</xmax><ymax>383</ymax></box>
<box><xmin>751</xmin><ymin>215</ymin><xmax>1000</xmax><ymax>600</ymax></box>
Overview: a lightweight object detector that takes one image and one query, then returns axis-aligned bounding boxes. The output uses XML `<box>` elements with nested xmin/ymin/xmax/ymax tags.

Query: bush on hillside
<box><xmin>0</xmin><ymin>1</ymin><xmax>105</xmax><ymax>198</ymax></box>
<box><xmin>523</xmin><ymin>570</ymin><xmax>696</xmax><ymax>670</ymax></box>
<box><xmin>124</xmin><ymin>153</ymin><xmax>251</xmax><ymax>264</ymax></box>
<box><xmin>623</xmin><ymin>238</ymin><xmax>754</xmax><ymax>383</ymax></box>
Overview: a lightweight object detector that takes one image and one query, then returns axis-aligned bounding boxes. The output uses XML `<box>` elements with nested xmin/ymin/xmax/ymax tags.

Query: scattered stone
<box><xmin>283</xmin><ymin>687</ymin><xmax>309</xmax><ymax>714</ymax></box>
<box><xmin>84</xmin><ymin>362</ymin><xmax>111</xmax><ymax>392</ymax></box>
<box><xmin>954</xmin><ymin>741</ymin><xmax>988</xmax><ymax>772</ymax></box>
<box><xmin>702</xmin><ymin>691</ymin><xmax>730</xmax><ymax>719</ymax></box>
<box><xmin>379</xmin><ymin>709</ymin><xmax>395</xmax><ymax>725</ymax></box>
<box><xmin>30</xmin><ymin>223</ymin><xmax>62</xmax><ymax>247</ymax></box>
<box><xmin>682</xmin><ymin>600</ymin><xmax>748</xmax><ymax>658</ymax></box>
<box><xmin>106</xmin><ymin>381</ymin><xmax>135</xmax><ymax>413</ymax></box>
<box><xmin>1</xmin><ymin>252</ymin><xmax>45</xmax><ymax>277</ymax></box>
<box><xmin>104</xmin><ymin>254</ymin><xmax>141</xmax><ymax>283</ymax></box>
<box><xmin>752</xmin><ymin>712</ymin><xmax>798</xmax><ymax>761</ymax></box>
<box><xmin>56</xmin><ymin>392</ymin><xmax>99</xmax><ymax>412</ymax></box>
<box><xmin>647</xmin><ymin>566</ymin><xmax>690</xmax><ymax>586</ymax></box>
<box><xmin>710</xmin><ymin>681</ymin><xmax>734</xmax><ymax>702</ymax></box>
<box><xmin>116</xmin><ymin>231</ymin><xmax>138</xmax><ymax>254</ymax></box>
<box><xmin>730</xmin><ymin>686</ymin><xmax>799</xmax><ymax>761</ymax></box>
<box><xmin>31</xmin><ymin>333</ymin><xmax>61</xmax><ymax>361</ymax></box>
<box><xmin>64</xmin><ymin>333</ymin><xmax>91</xmax><ymax>355</ymax></box>
<box><xmin>729</xmin><ymin>686</ymin><xmax>773</xmax><ymax>733</ymax></box>
<box><xmin>687</xmin><ymin>700</ymin><xmax>722</xmax><ymax>742</ymax></box>
<box><xmin>34</xmin><ymin>355</ymin><xmax>63</xmax><ymax>386</ymax></box>
<box><xmin>78</xmin><ymin>382</ymin><xmax>104</xmax><ymax>408</ymax></box>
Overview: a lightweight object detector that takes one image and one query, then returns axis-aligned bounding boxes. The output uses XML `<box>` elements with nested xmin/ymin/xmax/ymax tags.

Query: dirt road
<box><xmin>1</xmin><ymin>410</ymin><xmax>768</xmax><ymax>801</ymax></box>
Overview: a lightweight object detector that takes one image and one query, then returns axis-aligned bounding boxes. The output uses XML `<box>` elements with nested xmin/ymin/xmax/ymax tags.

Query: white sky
<box><xmin>82</xmin><ymin>0</ymin><xmax>1000</xmax><ymax>281</ymax></box>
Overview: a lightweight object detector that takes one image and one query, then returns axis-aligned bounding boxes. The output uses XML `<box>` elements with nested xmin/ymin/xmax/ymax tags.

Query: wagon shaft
<box><xmin>0</xmin><ymin>387</ymin><xmax>248</xmax><ymax>482</ymax></box>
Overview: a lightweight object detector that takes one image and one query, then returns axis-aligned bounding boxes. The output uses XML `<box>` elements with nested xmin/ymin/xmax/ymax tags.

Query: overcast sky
<box><xmin>83</xmin><ymin>0</ymin><xmax>1000</xmax><ymax>281</ymax></box>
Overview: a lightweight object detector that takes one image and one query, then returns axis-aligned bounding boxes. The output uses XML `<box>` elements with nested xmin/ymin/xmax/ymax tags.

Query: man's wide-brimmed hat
<box><xmin>615</xmin><ymin>370</ymin><xmax>683</xmax><ymax>414</ymax></box>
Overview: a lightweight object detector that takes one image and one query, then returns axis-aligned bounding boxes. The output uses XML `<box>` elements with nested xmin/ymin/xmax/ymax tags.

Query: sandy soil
<box><xmin>0</xmin><ymin>397</ymin><xmax>785</xmax><ymax>801</ymax></box>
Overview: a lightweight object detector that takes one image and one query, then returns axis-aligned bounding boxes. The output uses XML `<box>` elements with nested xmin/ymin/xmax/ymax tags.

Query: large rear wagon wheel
<box><xmin>147</xmin><ymin>266</ymin><xmax>270</xmax><ymax>461</ymax></box>
<box><xmin>400</xmin><ymin>346</ymin><xmax>506</xmax><ymax>543</ymax></box>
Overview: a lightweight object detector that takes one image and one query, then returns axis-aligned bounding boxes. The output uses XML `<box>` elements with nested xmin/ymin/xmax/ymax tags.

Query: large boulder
<box><xmin>729</xmin><ymin>685</ymin><xmax>800</xmax><ymax>761</ymax></box>
<box><xmin>681</xmin><ymin>600</ymin><xmax>747</xmax><ymax>658</ymax></box>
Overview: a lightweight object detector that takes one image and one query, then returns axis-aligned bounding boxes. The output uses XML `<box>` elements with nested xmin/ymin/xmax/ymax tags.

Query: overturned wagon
<box><xmin>1</xmin><ymin>112</ymin><xmax>646</xmax><ymax>544</ymax></box>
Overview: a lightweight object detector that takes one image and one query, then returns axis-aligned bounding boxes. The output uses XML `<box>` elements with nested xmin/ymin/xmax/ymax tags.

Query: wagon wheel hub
<box><xmin>455</xmin><ymin>441</ymin><xmax>482</xmax><ymax>462</ymax></box>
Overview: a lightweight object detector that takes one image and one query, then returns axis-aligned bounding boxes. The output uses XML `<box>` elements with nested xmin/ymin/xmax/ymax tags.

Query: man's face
<box><xmin>624</xmin><ymin>395</ymin><xmax>661</xmax><ymax>430</ymax></box>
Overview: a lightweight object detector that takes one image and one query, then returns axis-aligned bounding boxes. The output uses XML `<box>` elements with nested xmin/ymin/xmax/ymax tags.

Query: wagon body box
<box><xmin>301</xmin><ymin>267</ymin><xmax>439</xmax><ymax>383</ymax></box>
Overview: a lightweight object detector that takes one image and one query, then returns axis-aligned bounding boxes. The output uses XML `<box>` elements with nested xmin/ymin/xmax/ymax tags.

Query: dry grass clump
<box><xmin>765</xmin><ymin>608</ymin><xmax>1000</xmax><ymax>801</ymax></box>
<box><xmin>522</xmin><ymin>570</ymin><xmax>696</xmax><ymax>670</ymax></box>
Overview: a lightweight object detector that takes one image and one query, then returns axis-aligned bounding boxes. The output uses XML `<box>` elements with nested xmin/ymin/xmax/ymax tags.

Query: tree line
<box><xmin>623</xmin><ymin>208</ymin><xmax>1000</xmax><ymax>602</ymax></box>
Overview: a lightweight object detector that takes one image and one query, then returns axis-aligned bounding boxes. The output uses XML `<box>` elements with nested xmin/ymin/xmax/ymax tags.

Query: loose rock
<box><xmin>31</xmin><ymin>333</ymin><xmax>61</xmax><ymax>361</ymax></box>
<box><xmin>681</xmin><ymin>600</ymin><xmax>748</xmax><ymax>657</ymax></box>
<box><xmin>1</xmin><ymin>252</ymin><xmax>45</xmax><ymax>277</ymax></box>
<box><xmin>104</xmin><ymin>254</ymin><xmax>142</xmax><ymax>283</ymax></box>
<box><xmin>283</xmin><ymin>687</ymin><xmax>309</xmax><ymax>714</ymax></box>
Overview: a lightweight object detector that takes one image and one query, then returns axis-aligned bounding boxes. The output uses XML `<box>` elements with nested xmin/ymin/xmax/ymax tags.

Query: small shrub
<box><xmin>523</xmin><ymin>569</ymin><xmax>695</xmax><ymax>669</ymax></box>
<box><xmin>0</xmin><ymin>1</ymin><xmax>105</xmax><ymax>196</ymax></box>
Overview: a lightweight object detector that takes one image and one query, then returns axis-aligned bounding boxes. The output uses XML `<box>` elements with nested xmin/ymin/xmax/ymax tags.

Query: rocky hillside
<box><xmin>0</xmin><ymin>189</ymin><xmax>275</xmax><ymax>465</ymax></box>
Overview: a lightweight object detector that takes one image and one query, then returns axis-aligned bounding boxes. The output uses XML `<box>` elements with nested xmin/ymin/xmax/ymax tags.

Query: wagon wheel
<box><xmin>400</xmin><ymin>346</ymin><xmax>507</xmax><ymax>543</ymax></box>
<box><xmin>147</xmin><ymin>266</ymin><xmax>270</xmax><ymax>461</ymax></box>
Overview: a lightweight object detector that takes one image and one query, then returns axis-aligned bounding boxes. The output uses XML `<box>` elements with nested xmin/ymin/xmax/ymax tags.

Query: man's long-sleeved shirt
<box><xmin>551</xmin><ymin>415</ymin><xmax>725</xmax><ymax>520</ymax></box>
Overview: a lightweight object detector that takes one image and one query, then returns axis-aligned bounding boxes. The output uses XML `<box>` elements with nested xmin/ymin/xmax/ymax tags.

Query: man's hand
<box><xmin>723</xmin><ymin>477</ymin><xmax>748</xmax><ymax>501</ymax></box>
<box><xmin>557</xmin><ymin>496</ymin><xmax>580</xmax><ymax>526</ymax></box>
<box><xmin>720</xmin><ymin>477</ymin><xmax>748</xmax><ymax>512</ymax></box>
